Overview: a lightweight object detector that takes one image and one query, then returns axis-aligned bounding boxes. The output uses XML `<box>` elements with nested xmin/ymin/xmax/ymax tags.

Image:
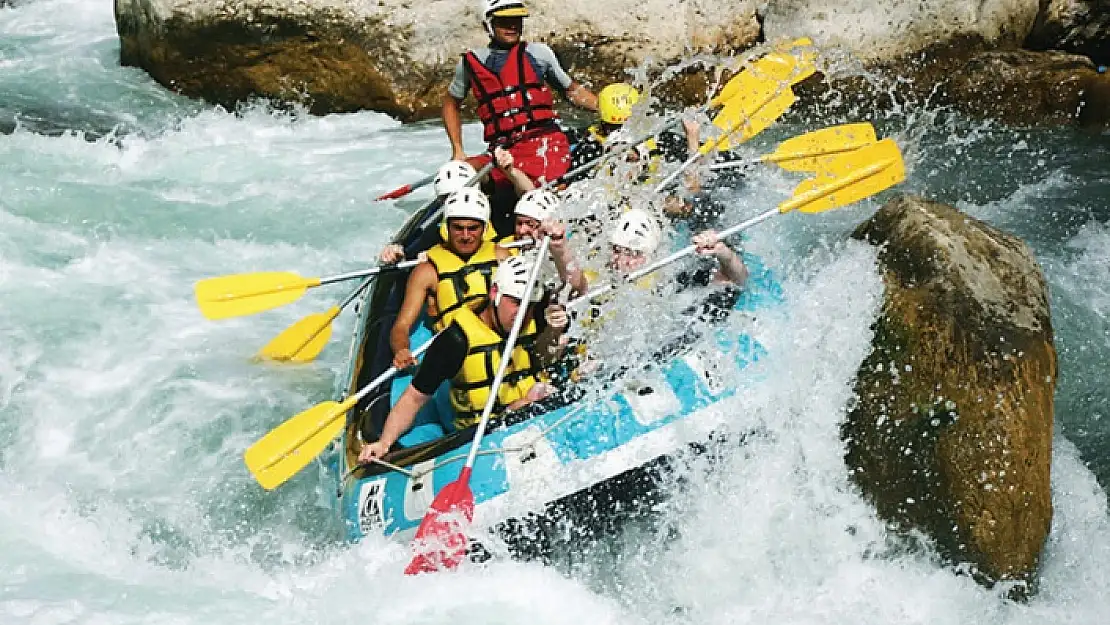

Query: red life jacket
<box><xmin>463</xmin><ymin>43</ymin><xmax>558</xmax><ymax>144</ymax></box>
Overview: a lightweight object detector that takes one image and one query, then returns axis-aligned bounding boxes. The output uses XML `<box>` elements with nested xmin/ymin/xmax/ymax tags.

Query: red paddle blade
<box><xmin>375</xmin><ymin>184</ymin><xmax>413</xmax><ymax>201</ymax></box>
<box><xmin>404</xmin><ymin>469</ymin><xmax>475</xmax><ymax>575</ymax></box>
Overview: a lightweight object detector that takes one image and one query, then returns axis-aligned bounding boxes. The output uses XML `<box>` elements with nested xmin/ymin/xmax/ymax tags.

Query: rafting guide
<box><xmin>444</xmin><ymin>0</ymin><xmax>598</xmax><ymax>232</ymax></box>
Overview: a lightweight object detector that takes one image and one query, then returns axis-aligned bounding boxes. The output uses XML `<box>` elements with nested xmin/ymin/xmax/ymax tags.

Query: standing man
<box><xmin>443</xmin><ymin>0</ymin><xmax>599</xmax><ymax>227</ymax></box>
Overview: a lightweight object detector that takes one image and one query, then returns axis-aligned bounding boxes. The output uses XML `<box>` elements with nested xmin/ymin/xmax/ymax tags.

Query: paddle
<box><xmin>571</xmin><ymin>138</ymin><xmax>906</xmax><ymax>306</ymax></box>
<box><xmin>254</xmin><ymin>163</ymin><xmax>495</xmax><ymax>363</ymax></box>
<box><xmin>195</xmin><ymin>259</ymin><xmax>422</xmax><ymax>321</ymax></box>
<box><xmin>708</xmin><ymin>123</ymin><xmax>877</xmax><ymax>173</ymax></box>
<box><xmin>405</xmin><ymin>237</ymin><xmax>553</xmax><ymax>575</ymax></box>
<box><xmin>376</xmin><ymin>172</ymin><xmax>436</xmax><ymax>201</ymax></box>
<box><xmin>255</xmin><ymin>275</ymin><xmax>375</xmax><ymax>363</ymax></box>
<box><xmin>650</xmin><ymin>80</ymin><xmax>804</xmax><ymax>194</ymax></box>
<box><xmin>552</xmin><ymin>39</ymin><xmax>817</xmax><ymax>193</ymax></box>
<box><xmin>244</xmin><ymin>332</ymin><xmax>443</xmax><ymax>490</ymax></box>
<box><xmin>711</xmin><ymin>37</ymin><xmax>817</xmax><ymax>109</ymax></box>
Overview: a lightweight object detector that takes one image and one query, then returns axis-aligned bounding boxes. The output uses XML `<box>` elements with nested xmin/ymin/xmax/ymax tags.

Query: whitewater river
<box><xmin>3</xmin><ymin>1</ymin><xmax>1110</xmax><ymax>623</ymax></box>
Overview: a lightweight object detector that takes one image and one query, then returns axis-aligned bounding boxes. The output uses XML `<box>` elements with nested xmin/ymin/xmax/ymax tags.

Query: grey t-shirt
<box><xmin>448</xmin><ymin>42</ymin><xmax>573</xmax><ymax>100</ymax></box>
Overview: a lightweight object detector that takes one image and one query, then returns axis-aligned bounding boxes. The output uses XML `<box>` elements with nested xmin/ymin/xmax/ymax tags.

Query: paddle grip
<box><xmin>346</xmin><ymin>330</ymin><xmax>443</xmax><ymax>408</ymax></box>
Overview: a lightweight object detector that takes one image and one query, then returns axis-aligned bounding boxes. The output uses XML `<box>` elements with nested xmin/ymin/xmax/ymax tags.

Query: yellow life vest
<box><xmin>426</xmin><ymin>240</ymin><xmax>499</xmax><ymax>329</ymax></box>
<box><xmin>448</xmin><ymin>307</ymin><xmax>541</xmax><ymax>429</ymax></box>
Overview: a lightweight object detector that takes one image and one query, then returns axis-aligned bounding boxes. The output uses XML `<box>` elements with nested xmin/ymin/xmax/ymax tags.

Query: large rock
<box><xmin>947</xmin><ymin>48</ymin><xmax>1110</xmax><ymax>126</ymax></box>
<box><xmin>761</xmin><ymin>1</ymin><xmax>1110</xmax><ymax>129</ymax></box>
<box><xmin>1027</xmin><ymin>0</ymin><xmax>1110</xmax><ymax>66</ymax></box>
<box><xmin>113</xmin><ymin>0</ymin><xmax>760</xmax><ymax>121</ymax></box>
<box><xmin>793</xmin><ymin>43</ymin><xmax>1110</xmax><ymax>129</ymax></box>
<box><xmin>845</xmin><ymin>195</ymin><xmax>1055</xmax><ymax>590</ymax></box>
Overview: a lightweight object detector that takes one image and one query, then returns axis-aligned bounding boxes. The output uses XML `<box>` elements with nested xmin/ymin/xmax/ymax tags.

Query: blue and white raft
<box><xmin>321</xmin><ymin>210</ymin><xmax>784</xmax><ymax>545</ymax></box>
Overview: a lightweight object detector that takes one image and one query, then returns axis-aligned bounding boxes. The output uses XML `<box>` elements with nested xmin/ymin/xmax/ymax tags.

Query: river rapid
<box><xmin>3</xmin><ymin>1</ymin><xmax>1110</xmax><ymax>624</ymax></box>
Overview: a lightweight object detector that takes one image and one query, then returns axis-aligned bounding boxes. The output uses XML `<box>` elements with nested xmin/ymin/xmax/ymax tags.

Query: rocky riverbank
<box><xmin>114</xmin><ymin>0</ymin><xmax>1109</xmax><ymax>126</ymax></box>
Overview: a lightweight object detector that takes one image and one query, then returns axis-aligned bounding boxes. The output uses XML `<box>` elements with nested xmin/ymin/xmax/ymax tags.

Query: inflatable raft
<box><xmin>321</xmin><ymin>205</ymin><xmax>783</xmax><ymax>546</ymax></box>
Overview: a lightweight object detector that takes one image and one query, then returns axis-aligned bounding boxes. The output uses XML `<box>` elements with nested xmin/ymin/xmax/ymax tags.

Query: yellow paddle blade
<box><xmin>763</xmin><ymin>123</ymin><xmax>878</xmax><ymax>171</ymax></box>
<box><xmin>797</xmin><ymin>134</ymin><xmax>905</xmax><ymax>180</ymax></box>
<box><xmin>780</xmin><ymin>138</ymin><xmax>906</xmax><ymax>214</ymax></box>
<box><xmin>195</xmin><ymin>272</ymin><xmax>320</xmax><ymax>320</ymax></box>
<box><xmin>712</xmin><ymin>38</ymin><xmax>817</xmax><ymax>108</ymax></box>
<box><xmin>705</xmin><ymin>86</ymin><xmax>797</xmax><ymax>153</ymax></box>
<box><xmin>245</xmin><ymin>395</ymin><xmax>356</xmax><ymax>490</ymax></box>
<box><xmin>257</xmin><ymin>306</ymin><xmax>340</xmax><ymax>363</ymax></box>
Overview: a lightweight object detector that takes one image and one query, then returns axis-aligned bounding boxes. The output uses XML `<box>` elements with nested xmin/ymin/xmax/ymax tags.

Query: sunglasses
<box><xmin>490</xmin><ymin>16</ymin><xmax>524</xmax><ymax>28</ymax></box>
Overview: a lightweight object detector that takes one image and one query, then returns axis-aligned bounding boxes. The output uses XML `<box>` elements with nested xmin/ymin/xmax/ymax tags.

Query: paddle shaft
<box><xmin>462</xmin><ymin>236</ymin><xmax>552</xmax><ymax>470</ymax></box>
<box><xmin>708</xmin><ymin>143</ymin><xmax>873</xmax><ymax>172</ymax></box>
<box><xmin>651</xmin><ymin>84</ymin><xmax>791</xmax><ymax>194</ymax></box>
<box><xmin>542</xmin><ymin>119</ymin><xmax>683</xmax><ymax>192</ymax></box>
<box><xmin>547</xmin><ymin>70</ymin><xmax>763</xmax><ymax>194</ymax></box>
<box><xmin>317</xmin><ymin>259</ymin><xmax>422</xmax><ymax>287</ymax></box>
<box><xmin>567</xmin><ymin>207</ymin><xmax>779</xmax><ymax>309</ymax></box>
<box><xmin>348</xmin><ymin>333</ymin><xmax>439</xmax><ymax>410</ymax></box>
<box><xmin>376</xmin><ymin>172</ymin><xmax>436</xmax><ymax>201</ymax></box>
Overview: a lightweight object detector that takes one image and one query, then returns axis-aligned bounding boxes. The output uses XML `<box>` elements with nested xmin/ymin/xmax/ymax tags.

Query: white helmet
<box><xmin>442</xmin><ymin>188</ymin><xmax>491</xmax><ymax>223</ymax></box>
<box><xmin>610</xmin><ymin>208</ymin><xmax>661</xmax><ymax>254</ymax></box>
<box><xmin>433</xmin><ymin>161</ymin><xmax>477</xmax><ymax>196</ymax></box>
<box><xmin>482</xmin><ymin>0</ymin><xmax>529</xmax><ymax>36</ymax></box>
<box><xmin>514</xmin><ymin>189</ymin><xmax>559</xmax><ymax>221</ymax></box>
<box><xmin>493</xmin><ymin>254</ymin><xmax>544</xmax><ymax>304</ymax></box>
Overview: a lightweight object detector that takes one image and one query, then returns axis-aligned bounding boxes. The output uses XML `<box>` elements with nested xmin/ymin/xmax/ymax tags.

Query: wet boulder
<box><xmin>845</xmin><ymin>195</ymin><xmax>1055</xmax><ymax>590</ymax></box>
<box><xmin>1027</xmin><ymin>0</ymin><xmax>1110</xmax><ymax>66</ymax></box>
<box><xmin>947</xmin><ymin>48</ymin><xmax>1110</xmax><ymax>127</ymax></box>
<box><xmin>112</xmin><ymin>0</ymin><xmax>760</xmax><ymax>121</ymax></box>
<box><xmin>794</xmin><ymin>42</ymin><xmax>1110</xmax><ymax>129</ymax></box>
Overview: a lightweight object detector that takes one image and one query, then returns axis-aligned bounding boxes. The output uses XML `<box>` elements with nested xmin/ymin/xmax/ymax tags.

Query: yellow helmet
<box><xmin>598</xmin><ymin>83</ymin><xmax>641</xmax><ymax>125</ymax></box>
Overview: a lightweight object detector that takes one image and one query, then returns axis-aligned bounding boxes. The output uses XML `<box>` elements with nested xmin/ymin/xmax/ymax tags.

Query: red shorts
<box><xmin>471</xmin><ymin>129</ymin><xmax>571</xmax><ymax>188</ymax></box>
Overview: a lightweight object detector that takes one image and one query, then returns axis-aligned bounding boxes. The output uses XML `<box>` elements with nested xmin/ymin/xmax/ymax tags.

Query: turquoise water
<box><xmin>3</xmin><ymin>1</ymin><xmax>1110</xmax><ymax>623</ymax></box>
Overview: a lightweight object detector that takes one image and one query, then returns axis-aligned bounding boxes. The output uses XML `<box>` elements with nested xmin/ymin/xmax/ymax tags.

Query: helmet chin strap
<box><xmin>492</xmin><ymin>295</ymin><xmax>509</xmax><ymax>336</ymax></box>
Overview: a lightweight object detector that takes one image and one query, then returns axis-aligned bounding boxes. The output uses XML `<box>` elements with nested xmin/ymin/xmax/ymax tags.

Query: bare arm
<box><xmin>442</xmin><ymin>94</ymin><xmax>467</xmax><ymax>161</ymax></box>
<box><xmin>378</xmin><ymin>386</ymin><xmax>431</xmax><ymax>448</ymax></box>
<box><xmin>566</xmin><ymin>81</ymin><xmax>598</xmax><ymax>111</ymax></box>
<box><xmin>495</xmin><ymin>146</ymin><xmax>537</xmax><ymax>195</ymax></box>
<box><xmin>682</xmin><ymin>118</ymin><xmax>702</xmax><ymax>192</ymax></box>
<box><xmin>693</xmin><ymin>230</ymin><xmax>748</xmax><ymax>288</ymax></box>
<box><xmin>390</xmin><ymin>263</ymin><xmax>436</xmax><ymax>368</ymax></box>
<box><xmin>544</xmin><ymin>219</ymin><xmax>587</xmax><ymax>297</ymax></box>
<box><xmin>533</xmin><ymin>324</ymin><xmax>567</xmax><ymax>367</ymax></box>
<box><xmin>713</xmin><ymin>245</ymin><xmax>749</xmax><ymax>287</ymax></box>
<box><xmin>358</xmin><ymin>385</ymin><xmax>431</xmax><ymax>461</ymax></box>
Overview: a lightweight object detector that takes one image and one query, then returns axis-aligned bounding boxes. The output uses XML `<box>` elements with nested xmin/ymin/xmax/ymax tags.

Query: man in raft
<box><xmin>565</xmin><ymin>207</ymin><xmax>749</xmax><ymax>375</ymax></box>
<box><xmin>601</xmin><ymin>208</ymin><xmax>749</xmax><ymax>319</ymax></box>
<box><xmin>443</xmin><ymin>0</ymin><xmax>598</xmax><ymax>236</ymax></box>
<box><xmin>489</xmin><ymin>152</ymin><xmax>590</xmax><ymax>297</ymax></box>
<box><xmin>358</xmin><ymin>254</ymin><xmax>568</xmax><ymax>462</ymax></box>
<box><xmin>379</xmin><ymin>187</ymin><xmax>581</xmax><ymax>370</ymax></box>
